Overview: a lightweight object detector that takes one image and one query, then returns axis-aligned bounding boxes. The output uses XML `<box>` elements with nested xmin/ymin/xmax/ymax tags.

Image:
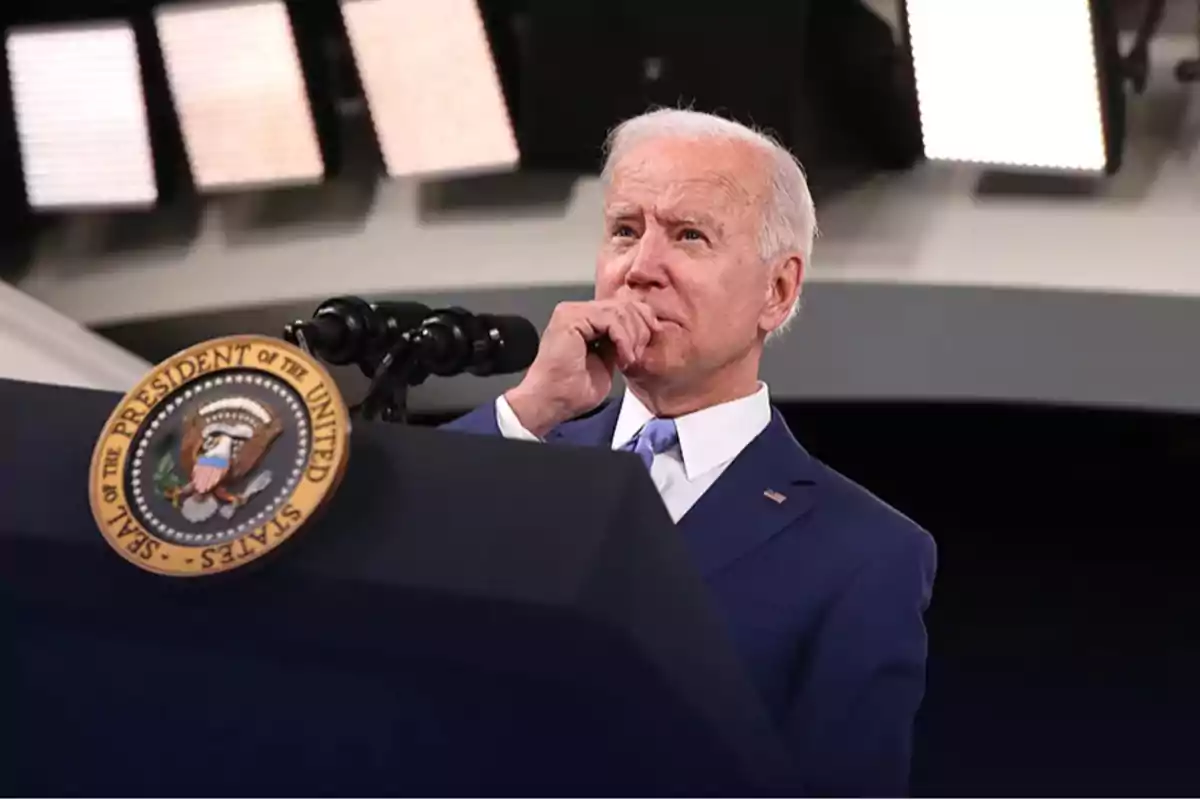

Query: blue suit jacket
<box><xmin>442</xmin><ymin>398</ymin><xmax>937</xmax><ymax>797</ymax></box>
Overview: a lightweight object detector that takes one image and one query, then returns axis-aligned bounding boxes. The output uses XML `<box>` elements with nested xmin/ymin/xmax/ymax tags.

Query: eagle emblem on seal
<box><xmin>155</xmin><ymin>396</ymin><xmax>284</xmax><ymax>524</ymax></box>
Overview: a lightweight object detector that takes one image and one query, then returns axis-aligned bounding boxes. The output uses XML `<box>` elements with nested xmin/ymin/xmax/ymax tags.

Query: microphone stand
<box><xmin>286</xmin><ymin>324</ymin><xmax>426</xmax><ymax>425</ymax></box>
<box><xmin>354</xmin><ymin>332</ymin><xmax>430</xmax><ymax>425</ymax></box>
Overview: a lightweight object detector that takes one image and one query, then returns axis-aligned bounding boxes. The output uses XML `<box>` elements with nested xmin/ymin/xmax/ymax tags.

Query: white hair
<box><xmin>600</xmin><ymin>108</ymin><xmax>818</xmax><ymax>337</ymax></box>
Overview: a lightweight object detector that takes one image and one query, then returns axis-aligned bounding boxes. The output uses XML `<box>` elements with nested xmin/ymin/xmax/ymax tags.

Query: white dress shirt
<box><xmin>495</xmin><ymin>384</ymin><xmax>773</xmax><ymax>522</ymax></box>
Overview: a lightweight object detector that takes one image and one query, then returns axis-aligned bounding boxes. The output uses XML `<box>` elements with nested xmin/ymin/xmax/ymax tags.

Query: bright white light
<box><xmin>7</xmin><ymin>24</ymin><xmax>157</xmax><ymax>209</ymax></box>
<box><xmin>155</xmin><ymin>0</ymin><xmax>324</xmax><ymax>190</ymax></box>
<box><xmin>342</xmin><ymin>0</ymin><xmax>519</xmax><ymax>178</ymax></box>
<box><xmin>905</xmin><ymin>0</ymin><xmax>1108</xmax><ymax>172</ymax></box>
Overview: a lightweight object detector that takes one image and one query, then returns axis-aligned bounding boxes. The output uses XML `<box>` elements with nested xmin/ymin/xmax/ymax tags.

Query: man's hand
<box><xmin>504</xmin><ymin>299</ymin><xmax>661</xmax><ymax>437</ymax></box>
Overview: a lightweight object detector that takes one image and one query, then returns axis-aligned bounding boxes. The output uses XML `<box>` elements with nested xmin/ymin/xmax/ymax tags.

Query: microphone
<box><xmin>285</xmin><ymin>296</ymin><xmax>539</xmax><ymax>378</ymax></box>
<box><xmin>403</xmin><ymin>306</ymin><xmax>539</xmax><ymax>378</ymax></box>
<box><xmin>284</xmin><ymin>296</ymin><xmax>432</xmax><ymax>366</ymax></box>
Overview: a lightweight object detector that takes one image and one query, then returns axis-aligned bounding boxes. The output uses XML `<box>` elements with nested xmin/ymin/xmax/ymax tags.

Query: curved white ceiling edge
<box><xmin>0</xmin><ymin>279</ymin><xmax>150</xmax><ymax>392</ymax></box>
<box><xmin>400</xmin><ymin>280</ymin><xmax>1200</xmax><ymax>416</ymax></box>
<box><xmin>83</xmin><ymin>278</ymin><xmax>1200</xmax><ymax>418</ymax></box>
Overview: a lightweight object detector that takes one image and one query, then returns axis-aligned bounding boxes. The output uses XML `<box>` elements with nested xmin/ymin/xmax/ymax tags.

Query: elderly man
<box><xmin>444</xmin><ymin>108</ymin><xmax>936</xmax><ymax>797</ymax></box>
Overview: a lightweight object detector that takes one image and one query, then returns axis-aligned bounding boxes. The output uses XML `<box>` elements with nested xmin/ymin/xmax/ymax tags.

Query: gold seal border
<box><xmin>88</xmin><ymin>334</ymin><xmax>351</xmax><ymax>577</ymax></box>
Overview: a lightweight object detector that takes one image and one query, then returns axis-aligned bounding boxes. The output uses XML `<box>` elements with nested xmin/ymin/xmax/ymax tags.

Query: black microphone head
<box><xmin>295</xmin><ymin>296</ymin><xmax>432</xmax><ymax>366</ymax></box>
<box><xmin>370</xmin><ymin>301</ymin><xmax>434</xmax><ymax>333</ymax></box>
<box><xmin>304</xmin><ymin>296</ymin><xmax>376</xmax><ymax>364</ymax></box>
<box><xmin>407</xmin><ymin>307</ymin><xmax>540</xmax><ymax>378</ymax></box>
<box><xmin>476</xmin><ymin>313</ymin><xmax>540</xmax><ymax>375</ymax></box>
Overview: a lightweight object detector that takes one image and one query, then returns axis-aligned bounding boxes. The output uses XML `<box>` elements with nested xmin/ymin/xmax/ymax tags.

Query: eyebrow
<box><xmin>661</xmin><ymin>210</ymin><xmax>725</xmax><ymax>236</ymax></box>
<box><xmin>604</xmin><ymin>205</ymin><xmax>725</xmax><ymax>236</ymax></box>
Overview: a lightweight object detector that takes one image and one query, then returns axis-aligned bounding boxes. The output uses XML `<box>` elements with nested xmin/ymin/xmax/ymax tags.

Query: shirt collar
<box><xmin>610</xmin><ymin>383</ymin><xmax>773</xmax><ymax>481</ymax></box>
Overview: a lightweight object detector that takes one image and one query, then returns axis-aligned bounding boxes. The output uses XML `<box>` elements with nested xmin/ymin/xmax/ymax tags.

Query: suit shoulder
<box><xmin>808</xmin><ymin>456</ymin><xmax>935</xmax><ymax>561</ymax></box>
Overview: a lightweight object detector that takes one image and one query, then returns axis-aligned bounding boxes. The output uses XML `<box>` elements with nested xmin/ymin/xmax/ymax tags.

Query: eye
<box><xmin>612</xmin><ymin>224</ymin><xmax>638</xmax><ymax>239</ymax></box>
<box><xmin>679</xmin><ymin>228</ymin><xmax>708</xmax><ymax>243</ymax></box>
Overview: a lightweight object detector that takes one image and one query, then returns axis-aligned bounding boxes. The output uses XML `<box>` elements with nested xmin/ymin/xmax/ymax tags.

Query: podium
<box><xmin>0</xmin><ymin>377</ymin><xmax>796</xmax><ymax>796</ymax></box>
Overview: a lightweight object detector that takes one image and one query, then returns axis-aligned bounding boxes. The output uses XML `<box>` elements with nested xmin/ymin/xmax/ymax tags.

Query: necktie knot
<box><xmin>620</xmin><ymin>417</ymin><xmax>679</xmax><ymax>471</ymax></box>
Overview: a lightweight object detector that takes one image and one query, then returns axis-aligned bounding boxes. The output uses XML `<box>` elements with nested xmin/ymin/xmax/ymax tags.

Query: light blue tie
<box><xmin>619</xmin><ymin>417</ymin><xmax>679</xmax><ymax>471</ymax></box>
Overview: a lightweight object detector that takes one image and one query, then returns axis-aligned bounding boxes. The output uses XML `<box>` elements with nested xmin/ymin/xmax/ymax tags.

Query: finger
<box><xmin>564</xmin><ymin>304</ymin><xmax>623</xmax><ymax>364</ymax></box>
<box><xmin>593</xmin><ymin>306</ymin><xmax>640</xmax><ymax>367</ymax></box>
<box><xmin>607</xmin><ymin>302</ymin><xmax>657</xmax><ymax>365</ymax></box>
<box><xmin>617</xmin><ymin>304</ymin><xmax>653</xmax><ymax>362</ymax></box>
<box><xmin>613</xmin><ymin>302</ymin><xmax>659</xmax><ymax>363</ymax></box>
<box><xmin>614</xmin><ymin>308</ymin><xmax>650</xmax><ymax>364</ymax></box>
<box><xmin>605</xmin><ymin>314</ymin><xmax>640</xmax><ymax>367</ymax></box>
<box><xmin>560</xmin><ymin>303</ymin><xmax>613</xmax><ymax>353</ymax></box>
<box><xmin>625</xmin><ymin>302</ymin><xmax>657</xmax><ymax>356</ymax></box>
<box><xmin>573</xmin><ymin>302</ymin><xmax>649</xmax><ymax>367</ymax></box>
<box><xmin>628</xmin><ymin>301</ymin><xmax>664</xmax><ymax>336</ymax></box>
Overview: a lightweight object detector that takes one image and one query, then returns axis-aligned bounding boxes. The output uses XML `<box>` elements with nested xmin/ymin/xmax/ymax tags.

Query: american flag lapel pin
<box><xmin>763</xmin><ymin>489</ymin><xmax>787</xmax><ymax>504</ymax></box>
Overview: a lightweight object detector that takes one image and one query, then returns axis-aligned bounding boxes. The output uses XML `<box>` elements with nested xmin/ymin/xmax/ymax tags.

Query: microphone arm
<box><xmin>357</xmin><ymin>332</ymin><xmax>422</xmax><ymax>424</ymax></box>
<box><xmin>357</xmin><ymin>307</ymin><xmax>540</xmax><ymax>424</ymax></box>
<box><xmin>283</xmin><ymin>296</ymin><xmax>432</xmax><ymax>379</ymax></box>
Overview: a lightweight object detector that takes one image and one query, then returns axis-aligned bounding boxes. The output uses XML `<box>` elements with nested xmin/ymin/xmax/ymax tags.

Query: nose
<box><xmin>624</xmin><ymin>228</ymin><xmax>670</xmax><ymax>290</ymax></box>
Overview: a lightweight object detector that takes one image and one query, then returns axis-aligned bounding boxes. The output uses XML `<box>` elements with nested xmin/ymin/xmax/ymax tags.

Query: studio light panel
<box><xmin>342</xmin><ymin>0</ymin><xmax>519</xmax><ymax>178</ymax></box>
<box><xmin>905</xmin><ymin>0</ymin><xmax>1109</xmax><ymax>173</ymax></box>
<box><xmin>155</xmin><ymin>0</ymin><xmax>324</xmax><ymax>190</ymax></box>
<box><xmin>6</xmin><ymin>23</ymin><xmax>157</xmax><ymax>209</ymax></box>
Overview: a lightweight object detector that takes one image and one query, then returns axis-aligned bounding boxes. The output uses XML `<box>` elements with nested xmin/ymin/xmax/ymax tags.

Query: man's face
<box><xmin>595</xmin><ymin>136</ymin><xmax>797</xmax><ymax>386</ymax></box>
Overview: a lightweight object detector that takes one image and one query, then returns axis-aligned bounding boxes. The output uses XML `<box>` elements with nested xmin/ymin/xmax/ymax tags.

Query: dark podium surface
<box><xmin>0</xmin><ymin>377</ymin><xmax>794</xmax><ymax>796</ymax></box>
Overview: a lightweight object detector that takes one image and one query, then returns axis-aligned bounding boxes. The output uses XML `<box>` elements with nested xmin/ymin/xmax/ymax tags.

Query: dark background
<box><xmin>414</xmin><ymin>399</ymin><xmax>1200</xmax><ymax>796</ymax></box>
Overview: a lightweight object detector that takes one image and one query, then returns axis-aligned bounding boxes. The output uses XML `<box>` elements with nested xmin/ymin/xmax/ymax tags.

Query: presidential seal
<box><xmin>88</xmin><ymin>335</ymin><xmax>350</xmax><ymax>577</ymax></box>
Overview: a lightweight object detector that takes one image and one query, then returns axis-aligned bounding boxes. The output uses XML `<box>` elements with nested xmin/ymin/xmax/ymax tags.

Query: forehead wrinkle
<box><xmin>606</xmin><ymin>170</ymin><xmax>758</xmax><ymax>226</ymax></box>
<box><xmin>607</xmin><ymin>140</ymin><xmax>770</xmax><ymax>224</ymax></box>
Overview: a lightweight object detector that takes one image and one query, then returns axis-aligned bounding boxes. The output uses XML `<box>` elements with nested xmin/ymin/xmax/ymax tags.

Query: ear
<box><xmin>759</xmin><ymin>255</ymin><xmax>804</xmax><ymax>334</ymax></box>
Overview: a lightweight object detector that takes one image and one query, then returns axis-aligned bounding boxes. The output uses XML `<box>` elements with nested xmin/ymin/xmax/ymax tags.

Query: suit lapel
<box><xmin>550</xmin><ymin>401</ymin><xmax>820</xmax><ymax>578</ymax></box>
<box><xmin>677</xmin><ymin>410</ymin><xmax>819</xmax><ymax>578</ymax></box>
